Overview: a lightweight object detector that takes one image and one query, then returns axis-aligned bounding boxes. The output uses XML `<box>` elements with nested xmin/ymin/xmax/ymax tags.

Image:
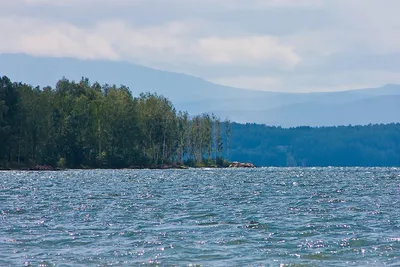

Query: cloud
<box><xmin>0</xmin><ymin>15</ymin><xmax>299</xmax><ymax>71</ymax></box>
<box><xmin>198</xmin><ymin>36</ymin><xmax>300</xmax><ymax>67</ymax></box>
<box><xmin>278</xmin><ymin>69</ymin><xmax>400</xmax><ymax>92</ymax></box>
<box><xmin>0</xmin><ymin>16</ymin><xmax>119</xmax><ymax>60</ymax></box>
<box><xmin>240</xmin><ymin>0</ymin><xmax>323</xmax><ymax>8</ymax></box>
<box><xmin>1</xmin><ymin>0</ymin><xmax>400</xmax><ymax>92</ymax></box>
<box><xmin>20</xmin><ymin>0</ymin><xmax>323</xmax><ymax>8</ymax></box>
<box><xmin>211</xmin><ymin>76</ymin><xmax>281</xmax><ymax>91</ymax></box>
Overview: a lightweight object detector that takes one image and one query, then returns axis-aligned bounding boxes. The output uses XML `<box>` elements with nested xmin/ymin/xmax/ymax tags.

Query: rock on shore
<box><xmin>228</xmin><ymin>161</ymin><xmax>256</xmax><ymax>168</ymax></box>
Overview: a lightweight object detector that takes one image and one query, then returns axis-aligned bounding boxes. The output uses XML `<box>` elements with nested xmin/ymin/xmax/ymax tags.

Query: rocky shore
<box><xmin>2</xmin><ymin>161</ymin><xmax>257</xmax><ymax>170</ymax></box>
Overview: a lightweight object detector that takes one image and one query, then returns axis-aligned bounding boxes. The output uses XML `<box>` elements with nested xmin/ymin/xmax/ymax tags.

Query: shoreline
<box><xmin>0</xmin><ymin>161</ymin><xmax>257</xmax><ymax>171</ymax></box>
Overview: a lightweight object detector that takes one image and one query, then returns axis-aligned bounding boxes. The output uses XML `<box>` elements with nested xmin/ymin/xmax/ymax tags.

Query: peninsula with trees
<box><xmin>0</xmin><ymin>76</ymin><xmax>232</xmax><ymax>170</ymax></box>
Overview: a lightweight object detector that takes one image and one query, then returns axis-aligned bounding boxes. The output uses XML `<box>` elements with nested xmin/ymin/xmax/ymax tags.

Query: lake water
<box><xmin>1</xmin><ymin>168</ymin><xmax>400</xmax><ymax>266</ymax></box>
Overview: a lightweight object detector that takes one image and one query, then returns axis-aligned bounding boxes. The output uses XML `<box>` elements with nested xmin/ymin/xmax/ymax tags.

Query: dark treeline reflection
<box><xmin>0</xmin><ymin>76</ymin><xmax>231</xmax><ymax>169</ymax></box>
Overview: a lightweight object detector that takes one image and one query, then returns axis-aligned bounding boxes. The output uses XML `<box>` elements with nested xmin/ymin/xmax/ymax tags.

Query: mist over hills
<box><xmin>1</xmin><ymin>53</ymin><xmax>399</xmax><ymax>127</ymax></box>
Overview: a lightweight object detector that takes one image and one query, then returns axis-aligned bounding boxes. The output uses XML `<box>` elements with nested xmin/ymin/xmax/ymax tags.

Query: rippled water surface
<box><xmin>1</xmin><ymin>168</ymin><xmax>400</xmax><ymax>266</ymax></box>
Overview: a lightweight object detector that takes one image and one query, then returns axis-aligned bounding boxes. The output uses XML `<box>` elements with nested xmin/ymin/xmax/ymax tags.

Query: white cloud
<box><xmin>198</xmin><ymin>36</ymin><xmax>300</xmax><ymax>68</ymax></box>
<box><xmin>211</xmin><ymin>76</ymin><xmax>281</xmax><ymax>91</ymax></box>
<box><xmin>0</xmin><ymin>17</ymin><xmax>119</xmax><ymax>60</ymax></box>
<box><xmin>20</xmin><ymin>0</ymin><xmax>323</xmax><ymax>8</ymax></box>
<box><xmin>0</xmin><ymin>15</ymin><xmax>299</xmax><ymax>71</ymax></box>
<box><xmin>248</xmin><ymin>0</ymin><xmax>323</xmax><ymax>8</ymax></box>
<box><xmin>22</xmin><ymin>0</ymin><xmax>133</xmax><ymax>6</ymax></box>
<box><xmin>279</xmin><ymin>70</ymin><xmax>400</xmax><ymax>92</ymax></box>
<box><xmin>23</xmin><ymin>0</ymin><xmax>74</xmax><ymax>4</ymax></box>
<box><xmin>1</xmin><ymin>0</ymin><xmax>400</xmax><ymax>92</ymax></box>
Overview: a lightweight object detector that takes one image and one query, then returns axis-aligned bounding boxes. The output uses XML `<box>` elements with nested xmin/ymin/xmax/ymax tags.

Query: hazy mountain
<box><xmin>0</xmin><ymin>53</ymin><xmax>274</xmax><ymax>107</ymax></box>
<box><xmin>1</xmin><ymin>53</ymin><xmax>399</xmax><ymax>126</ymax></box>
<box><xmin>251</xmin><ymin>94</ymin><xmax>400</xmax><ymax>127</ymax></box>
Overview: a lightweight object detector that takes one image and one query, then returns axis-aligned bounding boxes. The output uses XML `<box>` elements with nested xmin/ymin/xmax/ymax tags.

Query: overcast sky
<box><xmin>1</xmin><ymin>0</ymin><xmax>400</xmax><ymax>92</ymax></box>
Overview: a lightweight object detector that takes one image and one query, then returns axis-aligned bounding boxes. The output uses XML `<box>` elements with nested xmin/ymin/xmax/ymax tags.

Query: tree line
<box><xmin>0</xmin><ymin>76</ymin><xmax>231</xmax><ymax>169</ymax></box>
<box><xmin>227</xmin><ymin>123</ymin><xmax>400</xmax><ymax>167</ymax></box>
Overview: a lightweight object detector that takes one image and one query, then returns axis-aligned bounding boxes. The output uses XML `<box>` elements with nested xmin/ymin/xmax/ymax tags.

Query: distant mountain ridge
<box><xmin>1</xmin><ymin>53</ymin><xmax>399</xmax><ymax>126</ymax></box>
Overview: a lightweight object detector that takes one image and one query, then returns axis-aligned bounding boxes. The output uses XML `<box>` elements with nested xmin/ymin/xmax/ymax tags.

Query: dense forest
<box><xmin>227</xmin><ymin>123</ymin><xmax>400</xmax><ymax>167</ymax></box>
<box><xmin>1</xmin><ymin>75</ymin><xmax>399</xmax><ymax>169</ymax></box>
<box><xmin>0</xmin><ymin>76</ymin><xmax>230</xmax><ymax>169</ymax></box>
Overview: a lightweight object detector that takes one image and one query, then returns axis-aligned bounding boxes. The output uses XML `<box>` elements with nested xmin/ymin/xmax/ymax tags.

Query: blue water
<box><xmin>1</xmin><ymin>168</ymin><xmax>400</xmax><ymax>266</ymax></box>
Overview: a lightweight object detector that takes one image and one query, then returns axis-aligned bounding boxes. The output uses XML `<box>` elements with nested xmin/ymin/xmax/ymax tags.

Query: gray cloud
<box><xmin>1</xmin><ymin>0</ymin><xmax>400</xmax><ymax>92</ymax></box>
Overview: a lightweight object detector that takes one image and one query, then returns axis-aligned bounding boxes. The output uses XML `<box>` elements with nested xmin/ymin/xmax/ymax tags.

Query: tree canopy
<box><xmin>0</xmin><ymin>76</ymin><xmax>229</xmax><ymax>169</ymax></box>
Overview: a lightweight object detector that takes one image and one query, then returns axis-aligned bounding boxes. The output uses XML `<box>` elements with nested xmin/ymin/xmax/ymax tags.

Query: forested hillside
<box><xmin>228</xmin><ymin>123</ymin><xmax>400</xmax><ymax>167</ymax></box>
<box><xmin>0</xmin><ymin>76</ymin><xmax>230</xmax><ymax>169</ymax></box>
